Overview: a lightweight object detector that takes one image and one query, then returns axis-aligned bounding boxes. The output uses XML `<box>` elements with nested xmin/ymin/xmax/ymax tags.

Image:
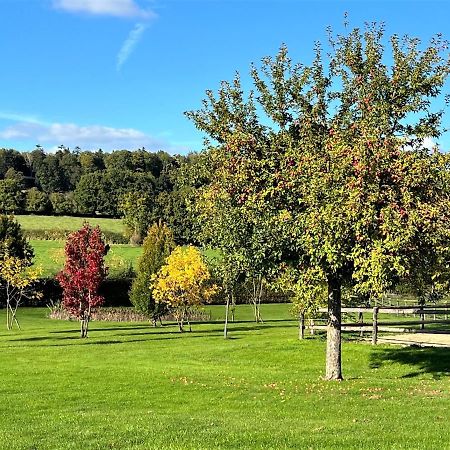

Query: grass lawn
<box><xmin>0</xmin><ymin>305</ymin><xmax>448</xmax><ymax>449</ymax></box>
<box><xmin>15</xmin><ymin>215</ymin><xmax>124</xmax><ymax>234</ymax></box>
<box><xmin>30</xmin><ymin>239</ymin><xmax>143</xmax><ymax>277</ymax></box>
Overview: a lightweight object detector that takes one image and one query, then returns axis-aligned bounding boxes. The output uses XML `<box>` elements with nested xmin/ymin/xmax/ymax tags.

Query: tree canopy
<box><xmin>187</xmin><ymin>23</ymin><xmax>450</xmax><ymax>379</ymax></box>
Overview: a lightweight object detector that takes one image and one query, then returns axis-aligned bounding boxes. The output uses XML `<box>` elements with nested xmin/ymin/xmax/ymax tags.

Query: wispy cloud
<box><xmin>117</xmin><ymin>22</ymin><xmax>148</xmax><ymax>71</ymax></box>
<box><xmin>0</xmin><ymin>111</ymin><xmax>46</xmax><ymax>125</ymax></box>
<box><xmin>0</xmin><ymin>118</ymin><xmax>169</xmax><ymax>151</ymax></box>
<box><xmin>53</xmin><ymin>0</ymin><xmax>155</xmax><ymax>19</ymax></box>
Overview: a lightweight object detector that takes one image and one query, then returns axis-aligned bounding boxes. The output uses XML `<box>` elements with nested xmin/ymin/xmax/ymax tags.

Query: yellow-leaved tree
<box><xmin>151</xmin><ymin>246</ymin><xmax>217</xmax><ymax>331</ymax></box>
<box><xmin>0</xmin><ymin>255</ymin><xmax>41</xmax><ymax>330</ymax></box>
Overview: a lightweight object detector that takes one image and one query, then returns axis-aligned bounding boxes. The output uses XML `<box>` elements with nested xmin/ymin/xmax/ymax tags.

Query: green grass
<box><xmin>0</xmin><ymin>305</ymin><xmax>448</xmax><ymax>449</ymax></box>
<box><xmin>16</xmin><ymin>214</ymin><xmax>124</xmax><ymax>234</ymax></box>
<box><xmin>30</xmin><ymin>239</ymin><xmax>142</xmax><ymax>277</ymax></box>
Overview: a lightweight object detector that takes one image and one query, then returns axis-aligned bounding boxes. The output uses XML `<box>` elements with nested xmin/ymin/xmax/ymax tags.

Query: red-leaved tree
<box><xmin>56</xmin><ymin>223</ymin><xmax>108</xmax><ymax>337</ymax></box>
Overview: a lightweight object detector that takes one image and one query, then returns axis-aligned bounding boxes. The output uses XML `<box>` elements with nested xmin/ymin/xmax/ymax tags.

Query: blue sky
<box><xmin>1</xmin><ymin>0</ymin><xmax>450</xmax><ymax>154</ymax></box>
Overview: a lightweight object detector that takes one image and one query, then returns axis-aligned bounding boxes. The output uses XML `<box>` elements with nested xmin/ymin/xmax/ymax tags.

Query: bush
<box><xmin>130</xmin><ymin>222</ymin><xmax>175</xmax><ymax>321</ymax></box>
<box><xmin>48</xmin><ymin>306</ymin><xmax>211</xmax><ymax>322</ymax></box>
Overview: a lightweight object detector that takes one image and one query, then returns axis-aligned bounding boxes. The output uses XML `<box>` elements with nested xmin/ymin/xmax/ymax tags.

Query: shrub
<box><xmin>130</xmin><ymin>221</ymin><xmax>175</xmax><ymax>323</ymax></box>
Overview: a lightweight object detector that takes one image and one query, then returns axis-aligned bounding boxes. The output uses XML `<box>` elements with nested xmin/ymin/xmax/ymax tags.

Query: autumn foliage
<box><xmin>151</xmin><ymin>246</ymin><xmax>217</xmax><ymax>331</ymax></box>
<box><xmin>56</xmin><ymin>223</ymin><xmax>108</xmax><ymax>337</ymax></box>
<box><xmin>0</xmin><ymin>255</ymin><xmax>41</xmax><ymax>330</ymax></box>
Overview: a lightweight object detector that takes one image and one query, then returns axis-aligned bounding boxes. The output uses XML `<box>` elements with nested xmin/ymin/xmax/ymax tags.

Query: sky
<box><xmin>1</xmin><ymin>0</ymin><xmax>450</xmax><ymax>154</ymax></box>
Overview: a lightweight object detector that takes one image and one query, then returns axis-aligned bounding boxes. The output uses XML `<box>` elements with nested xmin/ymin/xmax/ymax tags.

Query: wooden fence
<box><xmin>298</xmin><ymin>304</ymin><xmax>450</xmax><ymax>345</ymax></box>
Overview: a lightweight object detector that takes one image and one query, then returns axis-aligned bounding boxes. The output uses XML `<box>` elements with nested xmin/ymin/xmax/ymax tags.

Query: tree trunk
<box><xmin>178</xmin><ymin>311</ymin><xmax>184</xmax><ymax>332</ymax></box>
<box><xmin>224</xmin><ymin>294</ymin><xmax>230</xmax><ymax>339</ymax></box>
<box><xmin>230</xmin><ymin>291</ymin><xmax>235</xmax><ymax>322</ymax></box>
<box><xmin>325</xmin><ymin>273</ymin><xmax>343</xmax><ymax>380</ymax></box>
<box><xmin>298</xmin><ymin>312</ymin><xmax>305</xmax><ymax>340</ymax></box>
<box><xmin>6</xmin><ymin>300</ymin><xmax>11</xmax><ymax>330</ymax></box>
<box><xmin>252</xmin><ymin>276</ymin><xmax>264</xmax><ymax>323</ymax></box>
<box><xmin>80</xmin><ymin>318</ymin><xmax>85</xmax><ymax>338</ymax></box>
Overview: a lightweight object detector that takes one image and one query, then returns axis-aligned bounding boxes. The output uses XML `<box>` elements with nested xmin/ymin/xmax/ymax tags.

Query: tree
<box><xmin>79</xmin><ymin>151</ymin><xmax>105</xmax><ymax>173</ymax></box>
<box><xmin>25</xmin><ymin>188</ymin><xmax>51</xmax><ymax>213</ymax></box>
<box><xmin>74</xmin><ymin>172</ymin><xmax>113</xmax><ymax>215</ymax></box>
<box><xmin>119</xmin><ymin>191</ymin><xmax>156</xmax><ymax>244</ymax></box>
<box><xmin>0</xmin><ymin>255</ymin><xmax>41</xmax><ymax>330</ymax></box>
<box><xmin>35</xmin><ymin>155</ymin><xmax>66</xmax><ymax>193</ymax></box>
<box><xmin>154</xmin><ymin>189</ymin><xmax>197</xmax><ymax>245</ymax></box>
<box><xmin>129</xmin><ymin>221</ymin><xmax>175</xmax><ymax>323</ymax></box>
<box><xmin>151</xmin><ymin>246</ymin><xmax>218</xmax><ymax>331</ymax></box>
<box><xmin>0</xmin><ymin>216</ymin><xmax>36</xmax><ymax>329</ymax></box>
<box><xmin>0</xmin><ymin>215</ymin><xmax>34</xmax><ymax>263</ymax></box>
<box><xmin>75</xmin><ymin>170</ymin><xmax>154</xmax><ymax>217</ymax></box>
<box><xmin>56</xmin><ymin>224</ymin><xmax>108</xmax><ymax>337</ymax></box>
<box><xmin>49</xmin><ymin>192</ymin><xmax>77</xmax><ymax>215</ymax></box>
<box><xmin>186</xmin><ymin>24</ymin><xmax>450</xmax><ymax>379</ymax></box>
<box><xmin>194</xmin><ymin>183</ymin><xmax>282</xmax><ymax>323</ymax></box>
<box><xmin>206</xmin><ymin>250</ymin><xmax>241</xmax><ymax>338</ymax></box>
<box><xmin>0</xmin><ymin>179</ymin><xmax>24</xmax><ymax>214</ymax></box>
<box><xmin>0</xmin><ymin>149</ymin><xmax>26</xmax><ymax>178</ymax></box>
<box><xmin>4</xmin><ymin>168</ymin><xmax>25</xmax><ymax>187</ymax></box>
<box><xmin>59</xmin><ymin>150</ymin><xmax>82</xmax><ymax>190</ymax></box>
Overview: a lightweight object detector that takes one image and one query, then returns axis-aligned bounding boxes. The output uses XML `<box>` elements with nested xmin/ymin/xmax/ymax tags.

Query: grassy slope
<box><xmin>30</xmin><ymin>239</ymin><xmax>143</xmax><ymax>277</ymax></box>
<box><xmin>0</xmin><ymin>305</ymin><xmax>448</xmax><ymax>450</ymax></box>
<box><xmin>16</xmin><ymin>215</ymin><xmax>124</xmax><ymax>234</ymax></box>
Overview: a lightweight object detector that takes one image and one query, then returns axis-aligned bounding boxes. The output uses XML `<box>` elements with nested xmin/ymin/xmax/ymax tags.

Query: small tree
<box><xmin>151</xmin><ymin>246</ymin><xmax>218</xmax><ymax>332</ymax></box>
<box><xmin>0</xmin><ymin>215</ymin><xmax>34</xmax><ymax>263</ymax></box>
<box><xmin>0</xmin><ymin>255</ymin><xmax>41</xmax><ymax>330</ymax></box>
<box><xmin>56</xmin><ymin>224</ymin><xmax>108</xmax><ymax>338</ymax></box>
<box><xmin>129</xmin><ymin>221</ymin><xmax>175</xmax><ymax>324</ymax></box>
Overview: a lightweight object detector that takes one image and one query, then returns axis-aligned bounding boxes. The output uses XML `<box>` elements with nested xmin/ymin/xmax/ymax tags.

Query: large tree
<box><xmin>187</xmin><ymin>24</ymin><xmax>450</xmax><ymax>379</ymax></box>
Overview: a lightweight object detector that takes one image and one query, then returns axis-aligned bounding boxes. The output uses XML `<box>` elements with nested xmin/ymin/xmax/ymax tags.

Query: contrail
<box><xmin>117</xmin><ymin>22</ymin><xmax>148</xmax><ymax>71</ymax></box>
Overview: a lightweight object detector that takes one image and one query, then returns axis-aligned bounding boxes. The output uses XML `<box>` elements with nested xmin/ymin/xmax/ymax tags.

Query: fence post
<box><xmin>420</xmin><ymin>312</ymin><xmax>425</xmax><ymax>330</ymax></box>
<box><xmin>310</xmin><ymin>319</ymin><xmax>315</xmax><ymax>335</ymax></box>
<box><xmin>298</xmin><ymin>313</ymin><xmax>305</xmax><ymax>340</ymax></box>
<box><xmin>358</xmin><ymin>310</ymin><xmax>364</xmax><ymax>337</ymax></box>
<box><xmin>372</xmin><ymin>306</ymin><xmax>379</xmax><ymax>345</ymax></box>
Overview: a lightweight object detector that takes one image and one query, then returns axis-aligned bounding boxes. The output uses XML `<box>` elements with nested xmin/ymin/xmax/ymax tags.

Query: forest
<box><xmin>0</xmin><ymin>146</ymin><xmax>206</xmax><ymax>244</ymax></box>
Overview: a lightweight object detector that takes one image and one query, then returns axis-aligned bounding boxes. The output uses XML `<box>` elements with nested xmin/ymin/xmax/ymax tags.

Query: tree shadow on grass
<box><xmin>49</xmin><ymin>324</ymin><xmax>151</xmax><ymax>333</ymax></box>
<box><xmin>369</xmin><ymin>346</ymin><xmax>450</xmax><ymax>379</ymax></box>
<box><xmin>1</xmin><ymin>332</ymin><xmax>213</xmax><ymax>348</ymax></box>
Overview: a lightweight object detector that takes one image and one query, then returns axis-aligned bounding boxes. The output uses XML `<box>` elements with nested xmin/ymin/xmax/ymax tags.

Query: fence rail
<box><xmin>298</xmin><ymin>305</ymin><xmax>450</xmax><ymax>344</ymax></box>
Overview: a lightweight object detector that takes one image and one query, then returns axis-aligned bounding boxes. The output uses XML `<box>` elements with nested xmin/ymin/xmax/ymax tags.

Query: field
<box><xmin>0</xmin><ymin>305</ymin><xmax>449</xmax><ymax>450</ymax></box>
<box><xmin>16</xmin><ymin>215</ymin><xmax>124</xmax><ymax>234</ymax></box>
<box><xmin>11</xmin><ymin>215</ymin><xmax>142</xmax><ymax>277</ymax></box>
<box><xmin>30</xmin><ymin>239</ymin><xmax>142</xmax><ymax>277</ymax></box>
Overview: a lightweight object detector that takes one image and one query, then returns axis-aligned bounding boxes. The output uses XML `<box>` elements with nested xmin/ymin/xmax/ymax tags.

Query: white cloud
<box><xmin>0</xmin><ymin>119</ymin><xmax>168</xmax><ymax>151</ymax></box>
<box><xmin>117</xmin><ymin>22</ymin><xmax>148</xmax><ymax>71</ymax></box>
<box><xmin>53</xmin><ymin>0</ymin><xmax>155</xmax><ymax>19</ymax></box>
<box><xmin>422</xmin><ymin>137</ymin><xmax>437</xmax><ymax>150</ymax></box>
